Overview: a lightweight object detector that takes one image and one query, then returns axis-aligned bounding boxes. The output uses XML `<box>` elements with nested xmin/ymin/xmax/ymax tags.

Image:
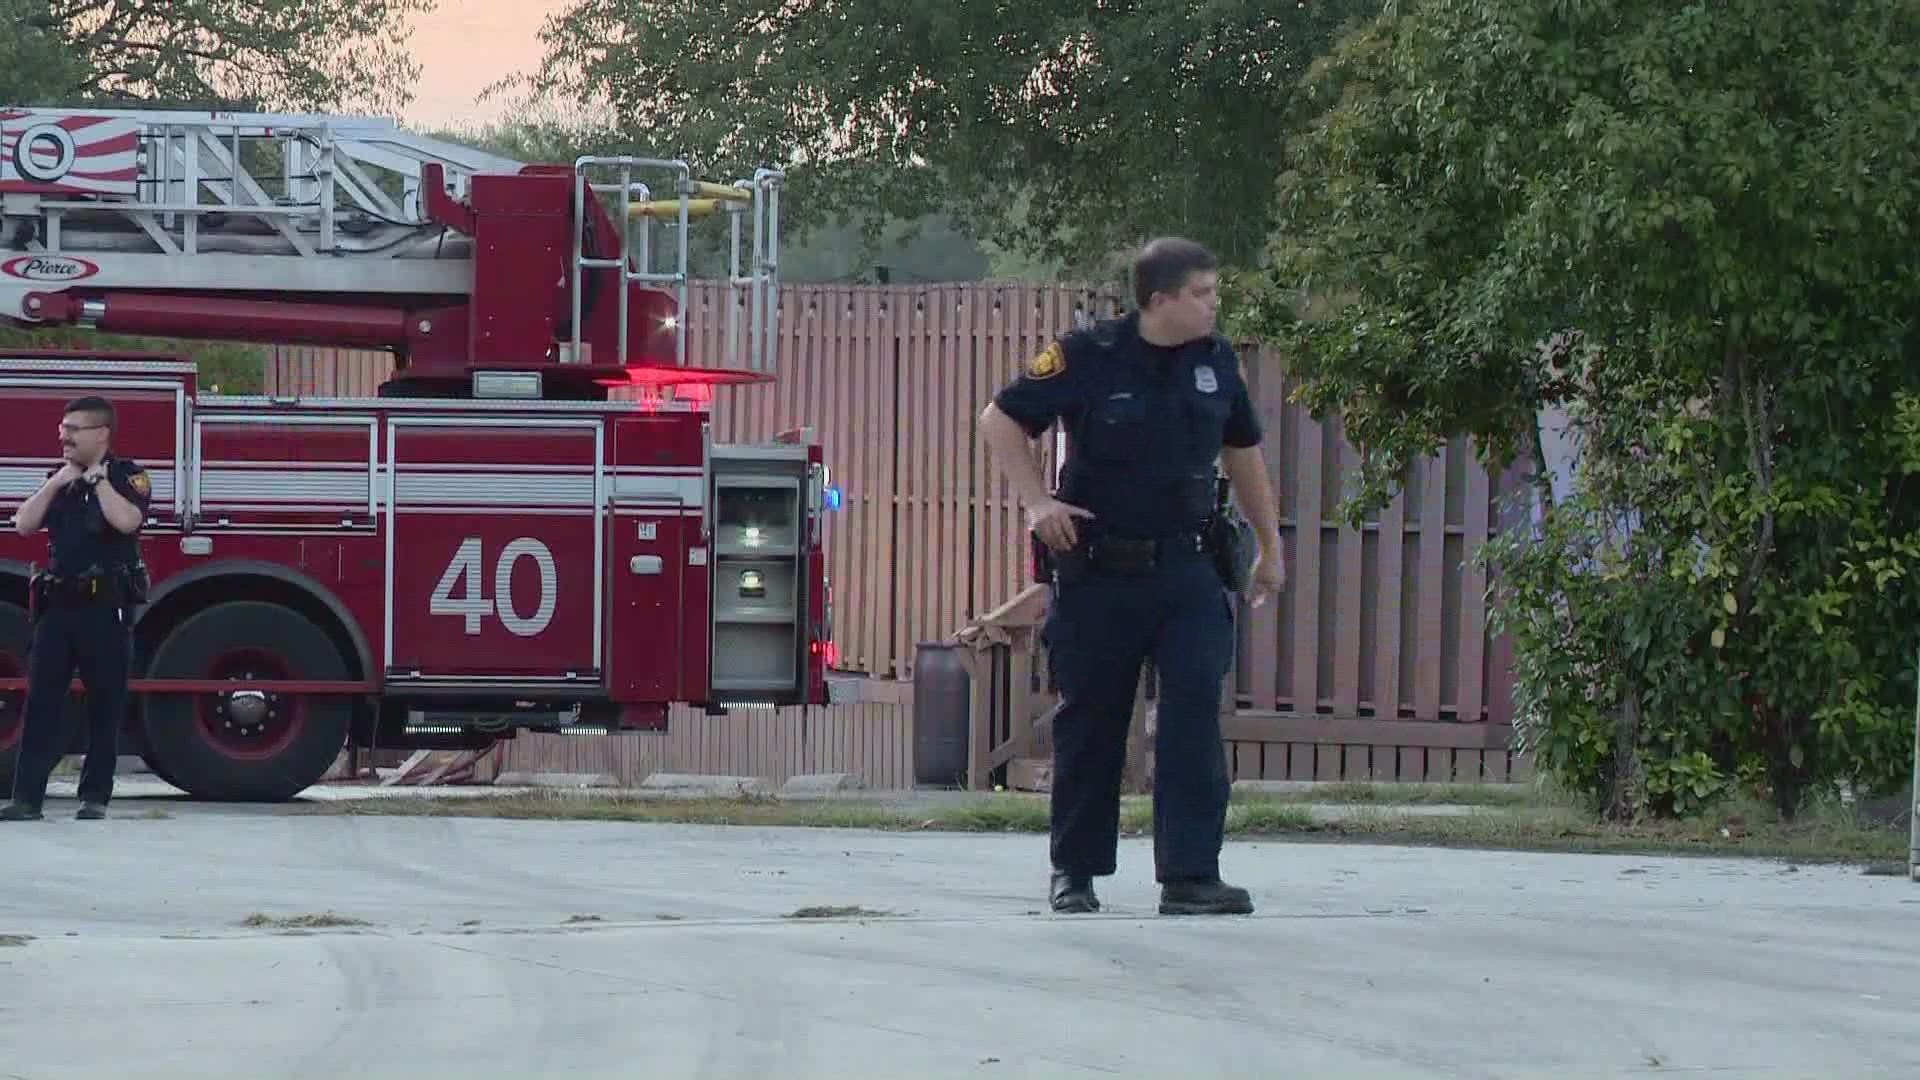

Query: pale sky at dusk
<box><xmin>403</xmin><ymin>0</ymin><xmax>574</xmax><ymax>131</ymax></box>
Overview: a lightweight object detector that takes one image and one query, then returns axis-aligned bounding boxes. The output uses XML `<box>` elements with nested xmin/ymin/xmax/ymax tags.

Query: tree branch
<box><xmin>1733</xmin><ymin>338</ymin><xmax>1776</xmax><ymax>614</ymax></box>
<box><xmin>93</xmin><ymin>36</ymin><xmax>234</xmax><ymax>66</ymax></box>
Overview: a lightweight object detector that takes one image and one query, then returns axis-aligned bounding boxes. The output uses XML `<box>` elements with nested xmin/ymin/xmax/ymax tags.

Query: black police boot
<box><xmin>76</xmin><ymin>802</ymin><xmax>107</xmax><ymax>820</ymax></box>
<box><xmin>1159</xmin><ymin>877</ymin><xmax>1255</xmax><ymax>916</ymax></box>
<box><xmin>0</xmin><ymin>801</ymin><xmax>45</xmax><ymax>822</ymax></box>
<box><xmin>1049</xmin><ymin>870</ymin><xmax>1100</xmax><ymax>913</ymax></box>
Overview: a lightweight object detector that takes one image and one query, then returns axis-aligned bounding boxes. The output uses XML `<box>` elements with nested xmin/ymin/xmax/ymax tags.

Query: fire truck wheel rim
<box><xmin>196</xmin><ymin>647</ymin><xmax>304</xmax><ymax>761</ymax></box>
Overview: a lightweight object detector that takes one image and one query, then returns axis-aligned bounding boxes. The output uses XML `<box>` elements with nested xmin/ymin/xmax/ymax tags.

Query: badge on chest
<box><xmin>1193</xmin><ymin>364</ymin><xmax>1219</xmax><ymax>394</ymax></box>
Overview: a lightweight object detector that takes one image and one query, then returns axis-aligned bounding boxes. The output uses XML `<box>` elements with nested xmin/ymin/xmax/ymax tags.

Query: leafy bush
<box><xmin>1233</xmin><ymin>0</ymin><xmax>1920</xmax><ymax>819</ymax></box>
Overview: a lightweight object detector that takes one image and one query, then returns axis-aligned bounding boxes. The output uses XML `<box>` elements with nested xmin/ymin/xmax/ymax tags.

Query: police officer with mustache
<box><xmin>2</xmin><ymin>396</ymin><xmax>151</xmax><ymax>821</ymax></box>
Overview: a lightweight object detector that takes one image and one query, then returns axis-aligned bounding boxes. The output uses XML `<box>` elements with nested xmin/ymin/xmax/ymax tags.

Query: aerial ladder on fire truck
<box><xmin>0</xmin><ymin>106</ymin><xmax>785</xmax><ymax>390</ymax></box>
<box><xmin>0</xmin><ymin>108</ymin><xmax>838</xmax><ymax>803</ymax></box>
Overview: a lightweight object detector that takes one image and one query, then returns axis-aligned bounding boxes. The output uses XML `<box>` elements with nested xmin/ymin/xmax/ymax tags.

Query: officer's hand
<box><xmin>52</xmin><ymin>462</ymin><xmax>83</xmax><ymax>485</ymax></box>
<box><xmin>1027</xmin><ymin>498</ymin><xmax>1094</xmax><ymax>552</ymax></box>
<box><xmin>1248</xmin><ymin>548</ymin><xmax>1285</xmax><ymax>608</ymax></box>
<box><xmin>82</xmin><ymin>463</ymin><xmax>108</xmax><ymax>485</ymax></box>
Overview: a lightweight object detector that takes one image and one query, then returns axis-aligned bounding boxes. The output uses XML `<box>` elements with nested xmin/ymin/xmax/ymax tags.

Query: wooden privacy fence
<box><xmin>263</xmin><ymin>280</ymin><xmax>1536</xmax><ymax>787</ymax></box>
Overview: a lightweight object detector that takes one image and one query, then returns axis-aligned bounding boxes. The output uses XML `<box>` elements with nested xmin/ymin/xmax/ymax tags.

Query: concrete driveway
<box><xmin>0</xmin><ymin>801</ymin><xmax>1916</xmax><ymax>1078</ymax></box>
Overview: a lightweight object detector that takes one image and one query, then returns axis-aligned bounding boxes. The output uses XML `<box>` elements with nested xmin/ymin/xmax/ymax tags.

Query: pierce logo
<box><xmin>0</xmin><ymin>255</ymin><xmax>99</xmax><ymax>282</ymax></box>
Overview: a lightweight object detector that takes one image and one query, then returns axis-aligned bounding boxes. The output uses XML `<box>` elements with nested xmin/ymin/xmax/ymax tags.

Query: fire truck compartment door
<box><xmin>707</xmin><ymin>444</ymin><xmax>813</xmax><ymax>703</ymax></box>
<box><xmin>608</xmin><ymin>507</ymin><xmax>684</xmax><ymax>701</ymax></box>
<box><xmin>385</xmin><ymin>418</ymin><xmax>603</xmax><ymax>683</ymax></box>
<box><xmin>0</xmin><ymin>365</ymin><xmax>189</xmax><ymax>529</ymax></box>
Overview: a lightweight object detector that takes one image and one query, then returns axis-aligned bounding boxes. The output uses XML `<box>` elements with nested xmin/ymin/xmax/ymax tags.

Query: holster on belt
<box><xmin>1200</xmin><ymin>473</ymin><xmax>1257</xmax><ymax>594</ymax></box>
<box><xmin>30</xmin><ymin>564</ymin><xmax>138</xmax><ymax>615</ymax></box>
<box><xmin>1204</xmin><ymin>510</ymin><xmax>1255</xmax><ymax>594</ymax></box>
<box><xmin>1029</xmin><ymin>529</ymin><xmax>1055</xmax><ymax>585</ymax></box>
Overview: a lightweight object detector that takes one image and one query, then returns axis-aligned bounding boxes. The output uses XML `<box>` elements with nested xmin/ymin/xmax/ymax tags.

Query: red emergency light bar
<box><xmin>603</xmin><ymin>365</ymin><xmax>774</xmax><ymax>387</ymax></box>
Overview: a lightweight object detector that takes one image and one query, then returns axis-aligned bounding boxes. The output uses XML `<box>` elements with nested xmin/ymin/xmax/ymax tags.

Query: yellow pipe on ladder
<box><xmin>627</xmin><ymin>198</ymin><xmax>729</xmax><ymax>218</ymax></box>
<box><xmin>687</xmin><ymin>181</ymin><xmax>751</xmax><ymax>202</ymax></box>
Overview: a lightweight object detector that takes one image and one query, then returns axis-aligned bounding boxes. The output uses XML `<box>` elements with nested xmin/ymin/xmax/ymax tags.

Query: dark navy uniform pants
<box><xmin>1043</xmin><ymin>543</ymin><xmax>1234</xmax><ymax>883</ymax></box>
<box><xmin>11</xmin><ymin>603</ymin><xmax>131</xmax><ymax>809</ymax></box>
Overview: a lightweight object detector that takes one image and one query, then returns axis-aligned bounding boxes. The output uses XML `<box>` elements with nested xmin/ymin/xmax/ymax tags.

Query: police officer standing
<box><xmin>978</xmin><ymin>238</ymin><xmax>1284</xmax><ymax>915</ymax></box>
<box><xmin>2</xmin><ymin>396</ymin><xmax>151</xmax><ymax>822</ymax></box>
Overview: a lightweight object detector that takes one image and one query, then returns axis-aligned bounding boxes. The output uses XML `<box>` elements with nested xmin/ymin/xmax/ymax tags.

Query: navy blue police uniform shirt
<box><xmin>43</xmin><ymin>455</ymin><xmax>151</xmax><ymax>577</ymax></box>
<box><xmin>993</xmin><ymin>311</ymin><xmax>1261</xmax><ymax>539</ymax></box>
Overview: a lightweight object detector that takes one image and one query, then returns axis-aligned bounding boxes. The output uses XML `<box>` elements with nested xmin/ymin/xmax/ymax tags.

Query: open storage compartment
<box><xmin>707</xmin><ymin>445</ymin><xmax>812</xmax><ymax>702</ymax></box>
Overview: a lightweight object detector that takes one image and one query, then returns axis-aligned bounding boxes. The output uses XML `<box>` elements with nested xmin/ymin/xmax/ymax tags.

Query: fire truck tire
<box><xmin>0</xmin><ymin>602</ymin><xmax>28</xmax><ymax>792</ymax></box>
<box><xmin>140</xmin><ymin>601</ymin><xmax>352</xmax><ymax>802</ymax></box>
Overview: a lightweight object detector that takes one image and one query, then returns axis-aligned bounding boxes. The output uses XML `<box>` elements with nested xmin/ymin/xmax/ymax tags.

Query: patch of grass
<box><xmin>785</xmin><ymin>905</ymin><xmax>895</xmax><ymax>919</ymax></box>
<box><xmin>298</xmin><ymin>788</ymin><xmax>1907</xmax><ymax>864</ymax></box>
<box><xmin>1229</xmin><ymin>801</ymin><xmax>1318</xmax><ymax>833</ymax></box>
<box><xmin>1246</xmin><ymin>781</ymin><xmax>1546</xmax><ymax>809</ymax></box>
<box><xmin>239</xmin><ymin>912</ymin><xmax>371</xmax><ymax>930</ymax></box>
<box><xmin>1276</xmin><ymin>803</ymin><xmax>1908</xmax><ymax>864</ymax></box>
<box><xmin>1109</xmin><ymin>799</ymin><xmax>1315</xmax><ymax>836</ymax></box>
<box><xmin>934</xmin><ymin>798</ymin><xmax>1052</xmax><ymax>833</ymax></box>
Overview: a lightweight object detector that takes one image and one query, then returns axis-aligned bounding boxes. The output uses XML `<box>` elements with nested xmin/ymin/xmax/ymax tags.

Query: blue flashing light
<box><xmin>823</xmin><ymin>485</ymin><xmax>844</xmax><ymax>511</ymax></box>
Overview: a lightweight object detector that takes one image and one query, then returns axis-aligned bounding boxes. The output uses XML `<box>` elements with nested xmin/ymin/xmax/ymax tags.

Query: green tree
<box><xmin>504</xmin><ymin>0</ymin><xmax>1378</xmax><ymax>273</ymax></box>
<box><xmin>0</xmin><ymin>3</ymin><xmax>85</xmax><ymax>105</ymax></box>
<box><xmin>1234</xmin><ymin>0</ymin><xmax>1920</xmax><ymax>819</ymax></box>
<box><xmin>0</xmin><ymin>0</ymin><xmax>433</xmax><ymax>112</ymax></box>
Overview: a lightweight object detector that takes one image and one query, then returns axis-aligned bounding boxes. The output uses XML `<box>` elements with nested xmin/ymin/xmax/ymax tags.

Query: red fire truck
<box><xmin>0</xmin><ymin>108</ymin><xmax>837</xmax><ymax>801</ymax></box>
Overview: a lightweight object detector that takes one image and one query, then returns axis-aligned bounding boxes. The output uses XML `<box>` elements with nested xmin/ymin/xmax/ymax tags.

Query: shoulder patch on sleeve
<box><xmin>1026</xmin><ymin>341</ymin><xmax>1065</xmax><ymax>380</ymax></box>
<box><xmin>128</xmin><ymin>470</ymin><xmax>150</xmax><ymax>497</ymax></box>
